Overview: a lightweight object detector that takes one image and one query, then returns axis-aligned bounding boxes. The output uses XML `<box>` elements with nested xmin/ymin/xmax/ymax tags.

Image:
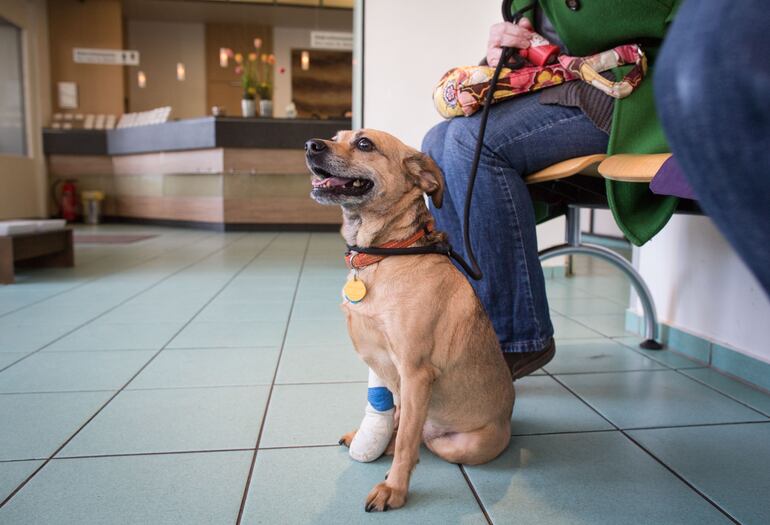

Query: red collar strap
<box><xmin>345</xmin><ymin>222</ymin><xmax>435</xmax><ymax>270</ymax></box>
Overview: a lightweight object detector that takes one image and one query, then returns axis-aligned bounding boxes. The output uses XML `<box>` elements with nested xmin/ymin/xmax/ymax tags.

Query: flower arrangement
<box><xmin>230</xmin><ymin>39</ymin><xmax>276</xmax><ymax>101</ymax></box>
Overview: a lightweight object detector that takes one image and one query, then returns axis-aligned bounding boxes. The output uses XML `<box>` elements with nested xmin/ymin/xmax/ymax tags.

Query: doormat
<box><xmin>74</xmin><ymin>234</ymin><xmax>157</xmax><ymax>244</ymax></box>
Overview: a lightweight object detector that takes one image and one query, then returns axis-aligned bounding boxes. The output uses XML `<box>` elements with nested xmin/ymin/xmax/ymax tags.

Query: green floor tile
<box><xmin>276</xmin><ymin>344</ymin><xmax>366</xmax><ymax>384</ymax></box>
<box><xmin>0</xmin><ymin>323</ymin><xmax>75</xmax><ymax>353</ymax></box>
<box><xmin>0</xmin><ymin>353</ymin><xmax>27</xmax><ymax>370</ymax></box>
<box><xmin>512</xmin><ymin>375</ymin><xmax>613</xmax><ymax>435</ymax></box>
<box><xmin>44</xmin><ymin>322</ymin><xmax>184</xmax><ymax>352</ymax></box>
<box><xmin>58</xmin><ymin>386</ymin><xmax>269</xmax><ymax>457</ymax></box>
<box><xmin>260</xmin><ymin>382</ymin><xmax>367</xmax><ymax>448</ymax></box>
<box><xmin>613</xmin><ymin>336</ymin><xmax>705</xmax><ymax>368</ymax></box>
<box><xmin>548</xmin><ymin>296</ymin><xmax>627</xmax><ymax>316</ymax></box>
<box><xmin>0</xmin><ymin>351</ymin><xmax>154</xmax><ymax>393</ymax></box>
<box><xmin>284</xmin><ymin>320</ymin><xmax>352</xmax><ymax>347</ymax></box>
<box><xmin>568</xmin><ymin>313</ymin><xmax>630</xmax><ymax>337</ymax></box>
<box><xmin>128</xmin><ymin>347</ymin><xmax>280</xmax><ymax>389</ymax></box>
<box><xmin>168</xmin><ymin>321</ymin><xmax>286</xmax><ymax>348</ymax></box>
<box><xmin>0</xmin><ymin>451</ymin><xmax>252</xmax><ymax>524</ymax></box>
<box><xmin>465</xmin><ymin>431</ymin><xmax>730</xmax><ymax>524</ymax></box>
<box><xmin>552</xmin><ymin>314</ymin><xmax>602</xmax><ymax>339</ymax></box>
<box><xmin>558</xmin><ymin>370</ymin><xmax>768</xmax><ymax>429</ymax></box>
<box><xmin>242</xmin><ymin>446</ymin><xmax>486</xmax><ymax>524</ymax></box>
<box><xmin>0</xmin><ymin>460</ymin><xmax>43</xmax><ymax>502</ymax></box>
<box><xmin>681</xmin><ymin>368</ymin><xmax>770</xmax><ymax>416</ymax></box>
<box><xmin>290</xmin><ymin>300</ymin><xmax>346</xmax><ymax>321</ymax></box>
<box><xmin>196</xmin><ymin>300</ymin><xmax>293</xmax><ymax>323</ymax></box>
<box><xmin>544</xmin><ymin>339</ymin><xmax>666</xmax><ymax>375</ymax></box>
<box><xmin>630</xmin><ymin>423</ymin><xmax>770</xmax><ymax>525</ymax></box>
<box><xmin>0</xmin><ymin>391</ymin><xmax>113</xmax><ymax>460</ymax></box>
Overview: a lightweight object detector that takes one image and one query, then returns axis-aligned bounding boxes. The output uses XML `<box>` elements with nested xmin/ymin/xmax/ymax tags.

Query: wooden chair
<box><xmin>525</xmin><ymin>154</ymin><xmax>671</xmax><ymax>350</ymax></box>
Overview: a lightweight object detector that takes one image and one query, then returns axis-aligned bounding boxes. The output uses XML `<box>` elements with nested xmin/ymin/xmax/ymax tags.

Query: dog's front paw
<box><xmin>338</xmin><ymin>429</ymin><xmax>357</xmax><ymax>447</ymax></box>
<box><xmin>365</xmin><ymin>481</ymin><xmax>406</xmax><ymax>512</ymax></box>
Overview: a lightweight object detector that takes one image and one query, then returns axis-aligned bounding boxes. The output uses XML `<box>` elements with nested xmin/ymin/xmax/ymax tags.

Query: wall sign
<box><xmin>310</xmin><ymin>31</ymin><xmax>353</xmax><ymax>51</ymax></box>
<box><xmin>73</xmin><ymin>48</ymin><xmax>140</xmax><ymax>66</ymax></box>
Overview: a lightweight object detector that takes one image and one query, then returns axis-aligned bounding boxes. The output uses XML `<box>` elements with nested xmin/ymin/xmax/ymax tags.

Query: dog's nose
<box><xmin>305</xmin><ymin>139</ymin><xmax>327</xmax><ymax>155</ymax></box>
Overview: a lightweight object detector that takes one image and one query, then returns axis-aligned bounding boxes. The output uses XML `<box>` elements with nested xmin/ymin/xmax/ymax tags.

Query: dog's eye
<box><xmin>356</xmin><ymin>137</ymin><xmax>374</xmax><ymax>152</ymax></box>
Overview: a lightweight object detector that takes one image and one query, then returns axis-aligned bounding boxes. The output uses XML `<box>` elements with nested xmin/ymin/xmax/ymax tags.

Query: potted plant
<box><xmin>256</xmin><ymin>53</ymin><xmax>276</xmax><ymax>118</ymax></box>
<box><xmin>231</xmin><ymin>40</ymin><xmax>275</xmax><ymax>118</ymax></box>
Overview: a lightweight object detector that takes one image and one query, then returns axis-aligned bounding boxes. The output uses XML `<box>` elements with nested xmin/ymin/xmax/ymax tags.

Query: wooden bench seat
<box><xmin>0</xmin><ymin>228</ymin><xmax>74</xmax><ymax>284</ymax></box>
<box><xmin>598</xmin><ymin>153</ymin><xmax>672</xmax><ymax>182</ymax></box>
<box><xmin>525</xmin><ymin>154</ymin><xmax>606</xmax><ymax>184</ymax></box>
<box><xmin>524</xmin><ymin>152</ymin><xmax>672</xmax><ymax>350</ymax></box>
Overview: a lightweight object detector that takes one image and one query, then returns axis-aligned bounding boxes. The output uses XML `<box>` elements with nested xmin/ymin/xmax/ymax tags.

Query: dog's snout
<box><xmin>305</xmin><ymin>139</ymin><xmax>327</xmax><ymax>155</ymax></box>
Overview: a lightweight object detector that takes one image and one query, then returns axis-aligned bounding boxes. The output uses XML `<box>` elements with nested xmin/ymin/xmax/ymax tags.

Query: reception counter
<box><xmin>44</xmin><ymin>117</ymin><xmax>349</xmax><ymax>229</ymax></box>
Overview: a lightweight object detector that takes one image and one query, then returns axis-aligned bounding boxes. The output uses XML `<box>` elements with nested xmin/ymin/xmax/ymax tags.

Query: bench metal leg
<box><xmin>539</xmin><ymin>206</ymin><xmax>663</xmax><ymax>350</ymax></box>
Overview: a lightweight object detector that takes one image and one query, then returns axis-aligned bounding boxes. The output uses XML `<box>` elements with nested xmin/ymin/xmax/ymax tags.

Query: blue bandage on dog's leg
<box><xmin>367</xmin><ymin>386</ymin><xmax>394</xmax><ymax>412</ymax></box>
<box><xmin>349</xmin><ymin>368</ymin><xmax>395</xmax><ymax>462</ymax></box>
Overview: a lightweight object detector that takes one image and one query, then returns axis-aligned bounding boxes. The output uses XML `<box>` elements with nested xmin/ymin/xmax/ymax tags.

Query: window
<box><xmin>0</xmin><ymin>17</ymin><xmax>26</xmax><ymax>156</ymax></box>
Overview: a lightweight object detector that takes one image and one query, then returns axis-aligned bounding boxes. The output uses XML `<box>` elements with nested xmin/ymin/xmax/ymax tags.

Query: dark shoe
<box><xmin>503</xmin><ymin>338</ymin><xmax>556</xmax><ymax>381</ymax></box>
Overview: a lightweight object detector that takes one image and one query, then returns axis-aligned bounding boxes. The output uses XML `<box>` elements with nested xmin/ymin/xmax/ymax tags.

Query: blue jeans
<box><xmin>655</xmin><ymin>0</ymin><xmax>770</xmax><ymax>296</ymax></box>
<box><xmin>422</xmin><ymin>93</ymin><xmax>608</xmax><ymax>353</ymax></box>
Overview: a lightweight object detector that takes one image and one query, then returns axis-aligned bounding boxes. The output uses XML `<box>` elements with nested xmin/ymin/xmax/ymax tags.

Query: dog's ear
<box><xmin>403</xmin><ymin>153</ymin><xmax>445</xmax><ymax>208</ymax></box>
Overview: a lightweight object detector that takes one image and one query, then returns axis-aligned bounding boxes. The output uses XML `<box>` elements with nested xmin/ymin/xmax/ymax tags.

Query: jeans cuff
<box><xmin>501</xmin><ymin>336</ymin><xmax>553</xmax><ymax>354</ymax></box>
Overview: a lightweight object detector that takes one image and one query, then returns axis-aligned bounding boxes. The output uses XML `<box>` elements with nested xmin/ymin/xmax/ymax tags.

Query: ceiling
<box><xmin>122</xmin><ymin>0</ymin><xmax>353</xmax><ymax>30</ymax></box>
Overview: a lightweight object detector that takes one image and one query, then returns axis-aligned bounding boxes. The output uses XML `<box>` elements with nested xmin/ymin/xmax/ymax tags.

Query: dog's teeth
<box><xmin>353</xmin><ymin>180</ymin><xmax>362</xmax><ymax>187</ymax></box>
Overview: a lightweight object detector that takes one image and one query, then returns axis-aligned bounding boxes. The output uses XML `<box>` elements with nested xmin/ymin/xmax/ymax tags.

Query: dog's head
<box><xmin>305</xmin><ymin>129</ymin><xmax>444</xmax><ymax>211</ymax></box>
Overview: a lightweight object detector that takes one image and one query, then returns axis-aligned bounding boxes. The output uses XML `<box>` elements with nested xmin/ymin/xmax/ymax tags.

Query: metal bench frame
<box><xmin>528</xmin><ymin>154</ymin><xmax>668</xmax><ymax>350</ymax></box>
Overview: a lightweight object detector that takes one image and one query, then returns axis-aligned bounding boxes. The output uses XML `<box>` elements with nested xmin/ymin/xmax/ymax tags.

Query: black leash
<box><xmin>347</xmin><ymin>0</ymin><xmax>536</xmax><ymax>281</ymax></box>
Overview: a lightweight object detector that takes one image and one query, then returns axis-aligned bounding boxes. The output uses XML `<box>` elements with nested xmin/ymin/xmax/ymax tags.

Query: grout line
<box><xmin>0</xmin><ymin>229</ymin><xmax>215</xmax><ymax>320</ymax></box>
<box><xmin>458</xmin><ymin>464</ymin><xmax>494</xmax><ymax>525</ymax></box>
<box><xmin>670</xmin><ymin>368</ymin><xmax>770</xmax><ymax>419</ymax></box>
<box><xmin>257</xmin><ymin>443</ymin><xmax>341</xmax><ymax>451</ymax></box>
<box><xmin>236</xmin><ymin>233</ymin><xmax>311</xmax><ymax>525</ymax></box>
<box><xmin>48</xmin><ymin>447</ymin><xmax>258</xmax><ymax>461</ymax></box>
<box><xmin>0</xmin><ymin>379</ymin><xmax>368</xmax><ymax>396</ymax></box>
<box><xmin>0</xmin><ymin>233</ymin><xmax>279</xmax><ymax>510</ymax></box>
<box><xmin>0</xmin><ymin>233</ymin><xmax>254</xmax><ymax>375</ymax></box>
<box><xmin>546</xmin><ymin>373</ymin><xmax>742</xmax><ymax>524</ymax></box>
<box><xmin>546</xmin><ymin>367</ymin><xmax>670</xmax><ymax>376</ymax></box>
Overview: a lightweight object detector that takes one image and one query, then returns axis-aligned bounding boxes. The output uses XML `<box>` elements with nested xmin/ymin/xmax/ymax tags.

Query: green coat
<box><xmin>513</xmin><ymin>0</ymin><xmax>680</xmax><ymax>245</ymax></box>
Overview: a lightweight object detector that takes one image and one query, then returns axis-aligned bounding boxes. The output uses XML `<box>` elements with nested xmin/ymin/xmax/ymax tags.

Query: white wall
<box><xmin>127</xmin><ymin>20</ymin><xmax>207</xmax><ymax>119</ymax></box>
<box><xmin>0</xmin><ymin>0</ymin><xmax>50</xmax><ymax>220</ymax></box>
<box><xmin>361</xmin><ymin>0</ymin><xmax>566</xmax><ymax>260</ymax></box>
<box><xmin>273</xmin><ymin>27</ymin><xmax>310</xmax><ymax>118</ymax></box>
<box><xmin>633</xmin><ymin>216</ymin><xmax>770</xmax><ymax>363</ymax></box>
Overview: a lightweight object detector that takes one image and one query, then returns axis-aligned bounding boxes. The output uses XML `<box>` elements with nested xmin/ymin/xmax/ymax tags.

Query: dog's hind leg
<box><xmin>424</xmin><ymin>418</ymin><xmax>511</xmax><ymax>466</ymax></box>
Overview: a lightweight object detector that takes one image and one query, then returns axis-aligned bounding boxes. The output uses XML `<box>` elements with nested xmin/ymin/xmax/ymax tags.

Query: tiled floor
<box><xmin>1</xmin><ymin>225</ymin><xmax>769</xmax><ymax>524</ymax></box>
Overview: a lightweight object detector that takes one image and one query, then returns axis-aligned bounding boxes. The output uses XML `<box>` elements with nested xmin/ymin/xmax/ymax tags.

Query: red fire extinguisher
<box><xmin>52</xmin><ymin>179</ymin><xmax>78</xmax><ymax>222</ymax></box>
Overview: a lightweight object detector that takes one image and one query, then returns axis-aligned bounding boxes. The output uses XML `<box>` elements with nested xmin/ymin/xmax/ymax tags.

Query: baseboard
<box><xmin>625</xmin><ymin>310</ymin><xmax>770</xmax><ymax>393</ymax></box>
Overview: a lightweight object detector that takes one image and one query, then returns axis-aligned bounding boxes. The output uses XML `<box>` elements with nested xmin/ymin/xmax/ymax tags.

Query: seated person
<box><xmin>348</xmin><ymin>0</ymin><xmax>681</xmax><ymax>462</ymax></box>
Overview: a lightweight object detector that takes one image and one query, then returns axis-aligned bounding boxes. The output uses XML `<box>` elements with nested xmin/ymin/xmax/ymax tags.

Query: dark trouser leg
<box><xmin>655</xmin><ymin>0</ymin><xmax>770</xmax><ymax>296</ymax></box>
<box><xmin>422</xmin><ymin>93</ymin><xmax>609</xmax><ymax>352</ymax></box>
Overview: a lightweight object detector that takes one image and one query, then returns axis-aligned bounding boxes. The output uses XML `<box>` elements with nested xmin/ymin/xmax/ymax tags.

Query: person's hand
<box><xmin>486</xmin><ymin>18</ymin><xmax>534</xmax><ymax>67</ymax></box>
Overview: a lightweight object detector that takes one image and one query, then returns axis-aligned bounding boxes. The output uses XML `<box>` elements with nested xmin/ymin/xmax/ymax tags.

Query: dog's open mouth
<box><xmin>310</xmin><ymin>166</ymin><xmax>374</xmax><ymax>197</ymax></box>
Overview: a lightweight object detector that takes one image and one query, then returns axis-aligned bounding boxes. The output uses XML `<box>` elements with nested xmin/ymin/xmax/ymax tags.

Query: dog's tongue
<box><xmin>313</xmin><ymin>176</ymin><xmax>350</xmax><ymax>188</ymax></box>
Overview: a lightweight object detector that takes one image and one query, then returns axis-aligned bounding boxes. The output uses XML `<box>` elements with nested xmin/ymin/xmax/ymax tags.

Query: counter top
<box><xmin>43</xmin><ymin>116</ymin><xmax>351</xmax><ymax>156</ymax></box>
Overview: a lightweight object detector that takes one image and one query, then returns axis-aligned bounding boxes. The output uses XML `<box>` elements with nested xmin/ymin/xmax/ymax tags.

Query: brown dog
<box><xmin>306</xmin><ymin>129</ymin><xmax>514</xmax><ymax>512</ymax></box>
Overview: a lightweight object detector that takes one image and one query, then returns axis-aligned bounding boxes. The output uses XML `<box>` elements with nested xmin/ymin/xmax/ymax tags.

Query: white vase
<box><xmin>241</xmin><ymin>99</ymin><xmax>256</xmax><ymax>118</ymax></box>
<box><xmin>259</xmin><ymin>99</ymin><xmax>273</xmax><ymax>118</ymax></box>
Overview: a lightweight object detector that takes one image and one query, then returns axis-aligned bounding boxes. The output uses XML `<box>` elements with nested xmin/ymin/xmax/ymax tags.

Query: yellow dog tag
<box><xmin>343</xmin><ymin>276</ymin><xmax>367</xmax><ymax>303</ymax></box>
